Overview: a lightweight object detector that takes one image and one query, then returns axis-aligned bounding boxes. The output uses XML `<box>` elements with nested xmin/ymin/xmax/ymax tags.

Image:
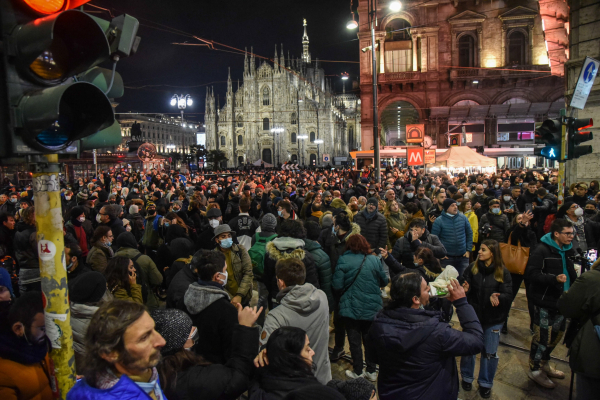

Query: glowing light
<box><xmin>389</xmin><ymin>1</ymin><xmax>402</xmax><ymax>12</ymax></box>
<box><xmin>24</xmin><ymin>0</ymin><xmax>65</xmax><ymax>14</ymax></box>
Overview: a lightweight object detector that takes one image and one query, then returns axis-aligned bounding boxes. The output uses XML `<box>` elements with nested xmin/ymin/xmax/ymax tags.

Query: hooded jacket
<box><xmin>303</xmin><ymin>239</ymin><xmax>334</xmax><ymax>311</ymax></box>
<box><xmin>367</xmin><ymin>298</ymin><xmax>484</xmax><ymax>400</ymax></box>
<box><xmin>211</xmin><ymin>243</ymin><xmax>254</xmax><ymax>305</ymax></box>
<box><xmin>263</xmin><ymin>237</ymin><xmax>319</xmax><ymax>308</ymax></box>
<box><xmin>86</xmin><ymin>242</ymin><xmax>113</xmax><ymax>274</ymax></box>
<box><xmin>182</xmin><ymin>281</ymin><xmax>238</xmax><ymax>364</ymax></box>
<box><xmin>259</xmin><ymin>283</ymin><xmax>332</xmax><ymax>384</ymax></box>
<box><xmin>391</xmin><ymin>229</ymin><xmax>446</xmax><ymax>272</ymax></box>
<box><xmin>525</xmin><ymin>233</ymin><xmax>576</xmax><ymax>310</ymax></box>
<box><xmin>431</xmin><ymin>212</ymin><xmax>473</xmax><ymax>257</ymax></box>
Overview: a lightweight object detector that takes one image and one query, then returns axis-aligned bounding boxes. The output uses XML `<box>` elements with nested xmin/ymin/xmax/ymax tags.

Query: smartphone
<box><xmin>586</xmin><ymin>249</ymin><xmax>597</xmax><ymax>263</ymax></box>
<box><xmin>525</xmin><ymin>203</ymin><xmax>533</xmax><ymax>213</ymax></box>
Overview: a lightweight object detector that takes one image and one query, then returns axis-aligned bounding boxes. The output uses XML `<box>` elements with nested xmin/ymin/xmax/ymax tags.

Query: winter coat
<box><xmin>463</xmin><ymin>261</ymin><xmax>513</xmax><ymax>326</ymax></box>
<box><xmin>248</xmin><ymin>369</ymin><xmax>320</xmax><ymax>400</ymax></box>
<box><xmin>67</xmin><ymin>373</ymin><xmax>166</xmax><ymax>400</ymax></box>
<box><xmin>166</xmin><ymin>263</ymin><xmax>196</xmax><ymax>309</ymax></box>
<box><xmin>504</xmin><ymin>223</ymin><xmax>538</xmax><ymax>251</ymax></box>
<box><xmin>13</xmin><ymin>223</ymin><xmax>37</xmax><ymax>270</ymax></box>
<box><xmin>385</xmin><ymin>212</ymin><xmax>407</xmax><ymax>249</ymax></box>
<box><xmin>115</xmin><ymin>234</ymin><xmax>164</xmax><ymax>310</ymax></box>
<box><xmin>431</xmin><ymin>212</ymin><xmax>473</xmax><ymax>257</ymax></box>
<box><xmin>211</xmin><ymin>244</ymin><xmax>254</xmax><ymax>305</ymax></box>
<box><xmin>367</xmin><ymin>297</ymin><xmax>484</xmax><ymax>400</ymax></box>
<box><xmin>321</xmin><ymin>222</ymin><xmax>361</xmax><ymax>271</ymax></box>
<box><xmin>533</xmin><ymin>194</ymin><xmax>557</xmax><ymax>237</ymax></box>
<box><xmin>354</xmin><ymin>210</ymin><xmax>388</xmax><ymax>254</ymax></box>
<box><xmin>173</xmin><ymin>325</ymin><xmax>260</xmax><ymax>400</ymax></box>
<box><xmin>70</xmin><ymin>302</ymin><xmax>99</xmax><ymax>357</ymax></box>
<box><xmin>463</xmin><ymin>210</ymin><xmax>479</xmax><ymax>250</ymax></box>
<box><xmin>65</xmin><ymin>220</ymin><xmax>94</xmax><ymax>252</ymax></box>
<box><xmin>425</xmin><ymin>204</ymin><xmax>444</xmax><ymax>231</ymax></box>
<box><xmin>260</xmin><ymin>283</ymin><xmax>331</xmax><ymax>384</ymax></box>
<box><xmin>0</xmin><ymin>342</ymin><xmax>53</xmax><ymax>400</ymax></box>
<box><xmin>332</xmin><ymin>251</ymin><xmax>388</xmax><ymax>321</ymax></box>
<box><xmin>558</xmin><ymin>269</ymin><xmax>600</xmax><ymax>378</ymax></box>
<box><xmin>303</xmin><ymin>239</ymin><xmax>334</xmax><ymax>311</ymax></box>
<box><xmin>263</xmin><ymin>238</ymin><xmax>319</xmax><ymax>308</ymax></box>
<box><xmin>110</xmin><ymin>283</ymin><xmax>143</xmax><ymax>304</ymax></box>
<box><xmin>86</xmin><ymin>242</ymin><xmax>113</xmax><ymax>273</ymax></box>
<box><xmin>525</xmin><ymin>233</ymin><xmax>577</xmax><ymax>310</ymax></box>
<box><xmin>479</xmin><ymin>211</ymin><xmax>510</xmax><ymax>244</ymax></box>
<box><xmin>391</xmin><ymin>229</ymin><xmax>446</xmax><ymax>273</ymax></box>
<box><xmin>182</xmin><ymin>281</ymin><xmax>238</xmax><ymax>364</ymax></box>
<box><xmin>228</xmin><ymin>213</ymin><xmax>259</xmax><ymax>250</ymax></box>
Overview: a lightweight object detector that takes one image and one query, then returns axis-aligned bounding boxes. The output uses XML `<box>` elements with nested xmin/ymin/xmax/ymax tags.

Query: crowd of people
<box><xmin>0</xmin><ymin>165</ymin><xmax>599</xmax><ymax>400</ymax></box>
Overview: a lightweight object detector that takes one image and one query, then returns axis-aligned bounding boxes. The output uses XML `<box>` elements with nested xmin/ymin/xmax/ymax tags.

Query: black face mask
<box><xmin>585</xmin><ymin>209</ymin><xmax>596</xmax><ymax>215</ymax></box>
<box><xmin>148</xmin><ymin>210</ymin><xmax>156</xmax><ymax>216</ymax></box>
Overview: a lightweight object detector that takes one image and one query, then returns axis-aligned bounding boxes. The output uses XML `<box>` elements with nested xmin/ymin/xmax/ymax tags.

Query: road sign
<box><xmin>407</xmin><ymin>147</ymin><xmax>424</xmax><ymax>166</ymax></box>
<box><xmin>424</xmin><ymin>149</ymin><xmax>436</xmax><ymax>164</ymax></box>
<box><xmin>323</xmin><ymin>154</ymin><xmax>330</xmax><ymax>162</ymax></box>
<box><xmin>406</xmin><ymin>124</ymin><xmax>425</xmax><ymax>143</ymax></box>
<box><xmin>570</xmin><ymin>56</ymin><xmax>600</xmax><ymax>109</ymax></box>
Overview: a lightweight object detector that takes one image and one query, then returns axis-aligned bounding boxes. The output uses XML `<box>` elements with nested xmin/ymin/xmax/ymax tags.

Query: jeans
<box><xmin>460</xmin><ymin>323</ymin><xmax>503</xmax><ymax>388</ymax></box>
<box><xmin>529</xmin><ymin>306</ymin><xmax>566</xmax><ymax>371</ymax></box>
<box><xmin>441</xmin><ymin>255</ymin><xmax>469</xmax><ymax>277</ymax></box>
<box><xmin>344</xmin><ymin>318</ymin><xmax>376</xmax><ymax>374</ymax></box>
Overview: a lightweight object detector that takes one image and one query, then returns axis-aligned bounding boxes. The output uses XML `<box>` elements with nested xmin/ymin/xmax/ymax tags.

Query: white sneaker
<box><xmin>363</xmin><ymin>371</ymin><xmax>378</xmax><ymax>382</ymax></box>
<box><xmin>345</xmin><ymin>370</ymin><xmax>363</xmax><ymax>379</ymax></box>
<box><xmin>528</xmin><ymin>370</ymin><xmax>556</xmax><ymax>389</ymax></box>
<box><xmin>381</xmin><ymin>289</ymin><xmax>389</xmax><ymax>299</ymax></box>
<box><xmin>542</xmin><ymin>363</ymin><xmax>565</xmax><ymax>379</ymax></box>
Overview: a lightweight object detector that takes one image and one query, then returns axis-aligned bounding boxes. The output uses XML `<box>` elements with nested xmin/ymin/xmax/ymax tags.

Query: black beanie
<box><xmin>151</xmin><ymin>309</ymin><xmax>192</xmax><ymax>355</ymax></box>
<box><xmin>68</xmin><ymin>272</ymin><xmax>106</xmax><ymax>303</ymax></box>
<box><xmin>327</xmin><ymin>378</ymin><xmax>375</xmax><ymax>400</ymax></box>
<box><xmin>442</xmin><ymin>198</ymin><xmax>457</xmax><ymax>211</ymax></box>
<box><xmin>70</xmin><ymin>206</ymin><xmax>85</xmax><ymax>222</ymax></box>
<box><xmin>98</xmin><ymin>191</ymin><xmax>109</xmax><ymax>202</ymax></box>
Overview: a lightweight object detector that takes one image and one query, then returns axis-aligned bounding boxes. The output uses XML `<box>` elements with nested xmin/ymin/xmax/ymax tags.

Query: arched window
<box><xmin>236</xmin><ymin>115</ymin><xmax>243</xmax><ymax>128</ymax></box>
<box><xmin>385</xmin><ymin>18</ymin><xmax>411</xmax><ymax>41</ymax></box>
<box><xmin>220</xmin><ymin>136</ymin><xmax>226</xmax><ymax>146</ymax></box>
<box><xmin>263</xmin><ymin>118</ymin><xmax>270</xmax><ymax>131</ymax></box>
<box><xmin>291</xmin><ymin>112</ymin><xmax>297</xmax><ymax>125</ymax></box>
<box><xmin>291</xmin><ymin>132</ymin><xmax>297</xmax><ymax>143</ymax></box>
<box><xmin>291</xmin><ymin>154</ymin><xmax>298</xmax><ymax>163</ymax></box>
<box><xmin>508</xmin><ymin>30</ymin><xmax>526</xmax><ymax>65</ymax></box>
<box><xmin>238</xmin><ymin>135</ymin><xmax>243</xmax><ymax>145</ymax></box>
<box><xmin>310</xmin><ymin>131</ymin><xmax>315</xmax><ymax>143</ymax></box>
<box><xmin>454</xmin><ymin>100</ymin><xmax>479</xmax><ymax>106</ymax></box>
<box><xmin>262</xmin><ymin>87</ymin><xmax>270</xmax><ymax>106</ymax></box>
<box><xmin>458</xmin><ymin>34</ymin><xmax>475</xmax><ymax>68</ymax></box>
<box><xmin>262</xmin><ymin>148</ymin><xmax>272</xmax><ymax>164</ymax></box>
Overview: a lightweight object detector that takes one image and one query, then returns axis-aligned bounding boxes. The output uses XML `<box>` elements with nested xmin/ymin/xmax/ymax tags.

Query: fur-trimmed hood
<box><xmin>184</xmin><ymin>282</ymin><xmax>230</xmax><ymax>315</ymax></box>
<box><xmin>266</xmin><ymin>237</ymin><xmax>307</xmax><ymax>261</ymax></box>
<box><xmin>345</xmin><ymin>222</ymin><xmax>361</xmax><ymax>239</ymax></box>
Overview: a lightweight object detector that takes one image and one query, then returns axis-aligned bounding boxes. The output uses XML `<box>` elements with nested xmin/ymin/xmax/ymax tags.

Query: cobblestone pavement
<box><xmin>328</xmin><ymin>288</ymin><xmax>573</xmax><ymax>399</ymax></box>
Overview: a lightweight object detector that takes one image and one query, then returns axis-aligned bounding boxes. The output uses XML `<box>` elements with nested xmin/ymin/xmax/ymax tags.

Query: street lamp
<box><xmin>346</xmin><ymin>12</ymin><xmax>358</xmax><ymax>29</ymax></box>
<box><xmin>389</xmin><ymin>1</ymin><xmax>402</xmax><ymax>12</ymax></box>
<box><xmin>271</xmin><ymin>125</ymin><xmax>284</xmax><ymax>166</ymax></box>
<box><xmin>298</xmin><ymin>134</ymin><xmax>308</xmax><ymax>166</ymax></box>
<box><xmin>171</xmin><ymin>94</ymin><xmax>192</xmax><ymax>127</ymax></box>
<box><xmin>314</xmin><ymin>139</ymin><xmax>324</xmax><ymax>167</ymax></box>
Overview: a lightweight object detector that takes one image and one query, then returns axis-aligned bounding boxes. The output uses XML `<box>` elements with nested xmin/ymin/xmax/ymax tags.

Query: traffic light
<box><xmin>567</xmin><ymin>118</ymin><xmax>594</xmax><ymax>159</ymax></box>
<box><xmin>534</xmin><ymin>119</ymin><xmax>563</xmax><ymax>160</ymax></box>
<box><xmin>0</xmin><ymin>0</ymin><xmax>140</xmax><ymax>156</ymax></box>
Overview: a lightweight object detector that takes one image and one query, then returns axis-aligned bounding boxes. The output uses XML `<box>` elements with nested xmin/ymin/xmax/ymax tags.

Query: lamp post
<box><xmin>298</xmin><ymin>134</ymin><xmax>308</xmax><ymax>166</ymax></box>
<box><xmin>170</xmin><ymin>94</ymin><xmax>192</xmax><ymax>127</ymax></box>
<box><xmin>314</xmin><ymin>139</ymin><xmax>324</xmax><ymax>167</ymax></box>
<box><xmin>271</xmin><ymin>125</ymin><xmax>284</xmax><ymax>166</ymax></box>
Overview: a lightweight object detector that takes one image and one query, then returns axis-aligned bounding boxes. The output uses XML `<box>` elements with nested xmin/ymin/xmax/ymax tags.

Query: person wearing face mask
<box><xmin>64</xmin><ymin>206</ymin><xmax>91</xmax><ymax>258</ymax></box>
<box><xmin>557</xmin><ymin>201</ymin><xmax>600</xmax><ymax>254</ymax></box>
<box><xmin>64</xmin><ymin>243</ymin><xmax>91</xmax><ymax>281</ymax></box>
<box><xmin>532</xmin><ymin>188</ymin><xmax>558</xmax><ymax>239</ymax></box>
<box><xmin>211</xmin><ymin>225</ymin><xmax>254</xmax><ymax>307</ymax></box>
<box><xmin>499</xmin><ymin>189</ymin><xmax>519</xmax><ymax>224</ymax></box>
<box><xmin>432</xmin><ymin>199</ymin><xmax>473</xmax><ymax>277</ymax></box>
<box><xmin>61</xmin><ymin>190</ymin><xmax>76</xmax><ymax>219</ymax></box>
<box><xmin>141</xmin><ymin>202</ymin><xmax>164</xmax><ymax>252</ymax></box>
<box><xmin>126</xmin><ymin>183</ymin><xmax>142</xmax><ymax>201</ymax></box>
<box><xmin>86</xmin><ymin>226</ymin><xmax>114</xmax><ymax>273</ymax></box>
<box><xmin>197</xmin><ymin>207</ymin><xmax>222</xmax><ymax>251</ymax></box>
<box><xmin>478</xmin><ymin>200</ymin><xmax>510</xmax><ymax>244</ymax></box>
<box><xmin>583</xmin><ymin>200</ymin><xmax>600</xmax><ymax>222</ymax></box>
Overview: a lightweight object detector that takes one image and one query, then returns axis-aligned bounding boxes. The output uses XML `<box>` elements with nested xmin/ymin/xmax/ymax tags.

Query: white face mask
<box><xmin>96</xmin><ymin>214</ymin><xmax>102</xmax><ymax>223</ymax></box>
<box><xmin>209</xmin><ymin>219</ymin><xmax>220</xmax><ymax>228</ymax></box>
<box><xmin>78</xmin><ymin>216</ymin><xmax>85</xmax><ymax>223</ymax></box>
<box><xmin>503</xmin><ymin>196</ymin><xmax>511</xmax><ymax>202</ymax></box>
<box><xmin>218</xmin><ymin>270</ymin><xmax>228</xmax><ymax>286</ymax></box>
<box><xmin>574</xmin><ymin>207</ymin><xmax>584</xmax><ymax>217</ymax></box>
<box><xmin>406</xmin><ymin>193</ymin><xmax>414</xmax><ymax>199</ymax></box>
<box><xmin>65</xmin><ymin>196</ymin><xmax>71</xmax><ymax>201</ymax></box>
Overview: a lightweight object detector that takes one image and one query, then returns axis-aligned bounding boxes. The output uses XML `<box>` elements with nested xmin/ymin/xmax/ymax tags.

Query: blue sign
<box><xmin>584</xmin><ymin>62</ymin><xmax>596</xmax><ymax>83</ymax></box>
<box><xmin>571</xmin><ymin>56</ymin><xmax>600</xmax><ymax>109</ymax></box>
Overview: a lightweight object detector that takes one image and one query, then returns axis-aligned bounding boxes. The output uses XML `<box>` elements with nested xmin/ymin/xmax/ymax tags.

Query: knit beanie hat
<box><xmin>151</xmin><ymin>309</ymin><xmax>192</xmax><ymax>356</ymax></box>
<box><xmin>153</xmin><ymin>191</ymin><xmax>162</xmax><ymax>199</ymax></box>
<box><xmin>327</xmin><ymin>378</ymin><xmax>375</xmax><ymax>400</ymax></box>
<box><xmin>70</xmin><ymin>206</ymin><xmax>85</xmax><ymax>221</ymax></box>
<box><xmin>146</xmin><ymin>201</ymin><xmax>156</xmax><ymax>210</ymax></box>
<box><xmin>284</xmin><ymin>385</ymin><xmax>345</xmax><ymax>400</ymax></box>
<box><xmin>206</xmin><ymin>208</ymin><xmax>222</xmax><ymax>218</ymax></box>
<box><xmin>271</xmin><ymin>189</ymin><xmax>281</xmax><ymax>198</ymax></box>
<box><xmin>367</xmin><ymin>197</ymin><xmax>379</xmax><ymax>207</ymax></box>
<box><xmin>442</xmin><ymin>198</ymin><xmax>457</xmax><ymax>211</ymax></box>
<box><xmin>76</xmin><ymin>190</ymin><xmax>89</xmax><ymax>201</ymax></box>
<box><xmin>68</xmin><ymin>272</ymin><xmax>106</xmax><ymax>303</ymax></box>
<box><xmin>261</xmin><ymin>213</ymin><xmax>277</xmax><ymax>231</ymax></box>
<box><xmin>0</xmin><ymin>267</ymin><xmax>14</xmax><ymax>297</ymax></box>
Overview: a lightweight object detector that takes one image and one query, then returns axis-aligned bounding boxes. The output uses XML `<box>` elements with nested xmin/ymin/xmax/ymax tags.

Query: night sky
<box><xmin>88</xmin><ymin>0</ymin><xmax>361</xmax><ymax>125</ymax></box>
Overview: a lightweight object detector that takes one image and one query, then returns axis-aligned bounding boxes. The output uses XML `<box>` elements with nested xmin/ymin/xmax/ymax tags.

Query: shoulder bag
<box><xmin>499</xmin><ymin>233</ymin><xmax>530</xmax><ymax>275</ymax></box>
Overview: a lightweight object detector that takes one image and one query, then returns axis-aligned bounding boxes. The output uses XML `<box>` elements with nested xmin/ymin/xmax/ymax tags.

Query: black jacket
<box><xmin>391</xmin><ymin>229</ymin><xmax>446</xmax><ymax>272</ymax></box>
<box><xmin>248</xmin><ymin>369</ymin><xmax>320</xmax><ymax>400</ymax></box>
<box><xmin>504</xmin><ymin>223</ymin><xmax>538</xmax><ymax>251</ymax></box>
<box><xmin>354</xmin><ymin>210</ymin><xmax>388</xmax><ymax>255</ymax></box>
<box><xmin>463</xmin><ymin>261</ymin><xmax>513</xmax><ymax>326</ymax></box>
<box><xmin>172</xmin><ymin>325</ymin><xmax>259</xmax><ymax>400</ymax></box>
<box><xmin>478</xmin><ymin>212</ymin><xmax>510</xmax><ymax>243</ymax></box>
<box><xmin>166</xmin><ymin>263</ymin><xmax>196</xmax><ymax>308</ymax></box>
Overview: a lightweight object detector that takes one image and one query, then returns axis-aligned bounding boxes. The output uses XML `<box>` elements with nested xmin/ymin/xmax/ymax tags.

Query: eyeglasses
<box><xmin>559</xmin><ymin>231</ymin><xmax>575</xmax><ymax>237</ymax></box>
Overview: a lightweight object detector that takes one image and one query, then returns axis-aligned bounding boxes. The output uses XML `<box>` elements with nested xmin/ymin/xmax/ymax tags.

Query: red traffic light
<box><xmin>21</xmin><ymin>0</ymin><xmax>92</xmax><ymax>15</ymax></box>
<box><xmin>573</xmin><ymin>118</ymin><xmax>593</xmax><ymax>131</ymax></box>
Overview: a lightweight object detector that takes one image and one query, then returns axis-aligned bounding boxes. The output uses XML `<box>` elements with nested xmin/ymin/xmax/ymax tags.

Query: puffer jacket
<box><xmin>70</xmin><ymin>302</ymin><xmax>99</xmax><ymax>356</ymax></box>
<box><xmin>354</xmin><ymin>210</ymin><xmax>388</xmax><ymax>254</ymax></box>
<box><xmin>67</xmin><ymin>373</ymin><xmax>166</xmax><ymax>400</ymax></box>
<box><xmin>478</xmin><ymin>212</ymin><xmax>510</xmax><ymax>244</ymax></box>
<box><xmin>86</xmin><ymin>242</ymin><xmax>113</xmax><ymax>273</ymax></box>
<box><xmin>463</xmin><ymin>210</ymin><xmax>479</xmax><ymax>251</ymax></box>
<box><xmin>463</xmin><ymin>261</ymin><xmax>513</xmax><ymax>326</ymax></box>
<box><xmin>211</xmin><ymin>243</ymin><xmax>254</xmax><ymax>305</ymax></box>
<box><xmin>431</xmin><ymin>212</ymin><xmax>473</xmax><ymax>256</ymax></box>
<box><xmin>263</xmin><ymin>237</ymin><xmax>319</xmax><ymax>308</ymax></box>
<box><xmin>321</xmin><ymin>222</ymin><xmax>361</xmax><ymax>271</ymax></box>
<box><xmin>303</xmin><ymin>239</ymin><xmax>333</xmax><ymax>311</ymax></box>
<box><xmin>391</xmin><ymin>229</ymin><xmax>446</xmax><ymax>272</ymax></box>
<box><xmin>332</xmin><ymin>251</ymin><xmax>388</xmax><ymax>320</ymax></box>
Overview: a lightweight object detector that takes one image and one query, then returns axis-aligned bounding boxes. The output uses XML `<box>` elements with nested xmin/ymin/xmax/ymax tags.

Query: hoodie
<box><xmin>183</xmin><ymin>282</ymin><xmax>238</xmax><ymax>364</ymax></box>
<box><xmin>259</xmin><ymin>283</ymin><xmax>332</xmax><ymax>384</ymax></box>
<box><xmin>541</xmin><ymin>233</ymin><xmax>573</xmax><ymax>291</ymax></box>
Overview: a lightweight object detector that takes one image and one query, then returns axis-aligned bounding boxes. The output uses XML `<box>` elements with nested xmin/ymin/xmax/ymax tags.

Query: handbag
<box><xmin>499</xmin><ymin>233</ymin><xmax>530</xmax><ymax>275</ymax></box>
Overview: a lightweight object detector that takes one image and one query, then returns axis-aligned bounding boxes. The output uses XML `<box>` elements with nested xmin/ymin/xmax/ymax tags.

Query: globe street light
<box><xmin>314</xmin><ymin>139</ymin><xmax>324</xmax><ymax>167</ymax></box>
<box><xmin>271</xmin><ymin>125</ymin><xmax>284</xmax><ymax>165</ymax></box>
<box><xmin>389</xmin><ymin>1</ymin><xmax>402</xmax><ymax>12</ymax></box>
<box><xmin>298</xmin><ymin>134</ymin><xmax>308</xmax><ymax>166</ymax></box>
<box><xmin>171</xmin><ymin>94</ymin><xmax>192</xmax><ymax>126</ymax></box>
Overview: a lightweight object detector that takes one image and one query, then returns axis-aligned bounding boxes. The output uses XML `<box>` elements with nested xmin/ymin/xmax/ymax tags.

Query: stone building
<box><xmin>356</xmin><ymin>0</ymin><xmax>568</xmax><ymax>169</ymax></box>
<box><xmin>205</xmin><ymin>20</ymin><xmax>361</xmax><ymax>168</ymax></box>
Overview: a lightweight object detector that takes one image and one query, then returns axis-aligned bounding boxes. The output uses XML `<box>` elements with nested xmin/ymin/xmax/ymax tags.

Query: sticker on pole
<box><xmin>570</xmin><ymin>56</ymin><xmax>600</xmax><ymax>110</ymax></box>
<box><xmin>38</xmin><ymin>240</ymin><xmax>56</xmax><ymax>261</ymax></box>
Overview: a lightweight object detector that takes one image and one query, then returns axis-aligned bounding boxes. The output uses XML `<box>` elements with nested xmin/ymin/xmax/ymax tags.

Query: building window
<box><xmin>238</xmin><ymin>135</ymin><xmax>243</xmax><ymax>145</ymax></box>
<box><xmin>385</xmin><ymin>18</ymin><xmax>411</xmax><ymax>41</ymax></box>
<box><xmin>508</xmin><ymin>30</ymin><xmax>526</xmax><ymax>65</ymax></box>
<box><xmin>220</xmin><ymin>136</ymin><xmax>226</xmax><ymax>146</ymax></box>
<box><xmin>262</xmin><ymin>87</ymin><xmax>270</xmax><ymax>106</ymax></box>
<box><xmin>291</xmin><ymin>132</ymin><xmax>296</xmax><ymax>143</ymax></box>
<box><xmin>349</xmin><ymin>127</ymin><xmax>354</xmax><ymax>147</ymax></box>
<box><xmin>291</xmin><ymin>112</ymin><xmax>297</xmax><ymax>125</ymax></box>
<box><xmin>458</xmin><ymin>34</ymin><xmax>475</xmax><ymax>68</ymax></box>
<box><xmin>309</xmin><ymin>131</ymin><xmax>315</xmax><ymax>143</ymax></box>
<box><xmin>262</xmin><ymin>148</ymin><xmax>272</xmax><ymax>164</ymax></box>
<box><xmin>237</xmin><ymin>115</ymin><xmax>243</xmax><ymax>127</ymax></box>
<box><xmin>310</xmin><ymin>153</ymin><xmax>317</xmax><ymax>166</ymax></box>
<box><xmin>385</xmin><ymin>49</ymin><xmax>412</xmax><ymax>72</ymax></box>
<box><xmin>263</xmin><ymin>118</ymin><xmax>270</xmax><ymax>131</ymax></box>
<box><xmin>291</xmin><ymin>154</ymin><xmax>298</xmax><ymax>163</ymax></box>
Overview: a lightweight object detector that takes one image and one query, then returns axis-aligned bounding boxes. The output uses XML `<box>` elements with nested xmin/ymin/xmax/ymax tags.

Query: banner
<box><xmin>407</xmin><ymin>147</ymin><xmax>424</xmax><ymax>166</ymax></box>
<box><xmin>406</xmin><ymin>124</ymin><xmax>425</xmax><ymax>143</ymax></box>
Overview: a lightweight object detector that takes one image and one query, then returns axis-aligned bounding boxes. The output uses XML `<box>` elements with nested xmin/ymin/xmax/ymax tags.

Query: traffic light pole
<box><xmin>557</xmin><ymin>108</ymin><xmax>567</xmax><ymax>207</ymax></box>
<box><xmin>32</xmin><ymin>154</ymin><xmax>76</xmax><ymax>399</ymax></box>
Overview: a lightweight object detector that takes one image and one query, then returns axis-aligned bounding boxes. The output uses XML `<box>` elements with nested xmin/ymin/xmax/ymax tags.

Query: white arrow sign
<box><xmin>571</xmin><ymin>56</ymin><xmax>600</xmax><ymax>110</ymax></box>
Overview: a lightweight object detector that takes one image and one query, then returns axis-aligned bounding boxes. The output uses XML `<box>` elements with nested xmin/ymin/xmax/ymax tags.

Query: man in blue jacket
<box><xmin>367</xmin><ymin>272</ymin><xmax>484</xmax><ymax>400</ymax></box>
<box><xmin>431</xmin><ymin>198</ymin><xmax>473</xmax><ymax>276</ymax></box>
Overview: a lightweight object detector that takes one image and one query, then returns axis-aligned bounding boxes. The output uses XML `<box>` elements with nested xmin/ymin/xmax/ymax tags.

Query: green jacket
<box><xmin>115</xmin><ymin>247</ymin><xmax>163</xmax><ymax>310</ymax></box>
<box><xmin>332</xmin><ymin>251</ymin><xmax>388</xmax><ymax>320</ymax></box>
<box><xmin>86</xmin><ymin>243</ymin><xmax>112</xmax><ymax>273</ymax></box>
<box><xmin>558</xmin><ymin>269</ymin><xmax>600</xmax><ymax>378</ymax></box>
<box><xmin>212</xmin><ymin>243</ymin><xmax>254</xmax><ymax>304</ymax></box>
<box><xmin>304</xmin><ymin>239</ymin><xmax>333</xmax><ymax>311</ymax></box>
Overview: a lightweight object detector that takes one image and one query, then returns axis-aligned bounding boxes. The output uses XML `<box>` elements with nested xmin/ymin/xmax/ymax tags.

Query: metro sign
<box><xmin>407</xmin><ymin>147</ymin><xmax>424</xmax><ymax>166</ymax></box>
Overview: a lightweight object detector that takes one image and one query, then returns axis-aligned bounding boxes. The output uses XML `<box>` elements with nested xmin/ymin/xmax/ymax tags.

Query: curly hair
<box><xmin>278</xmin><ymin>219</ymin><xmax>306</xmax><ymax>239</ymax></box>
<box><xmin>345</xmin><ymin>234</ymin><xmax>371</xmax><ymax>255</ymax></box>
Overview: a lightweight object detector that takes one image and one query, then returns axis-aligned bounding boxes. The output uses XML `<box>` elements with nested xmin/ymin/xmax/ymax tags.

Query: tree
<box><xmin>206</xmin><ymin>149</ymin><xmax>228</xmax><ymax>170</ymax></box>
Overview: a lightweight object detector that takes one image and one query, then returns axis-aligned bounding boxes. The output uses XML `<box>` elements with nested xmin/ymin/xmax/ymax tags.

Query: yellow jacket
<box><xmin>464</xmin><ymin>210</ymin><xmax>478</xmax><ymax>251</ymax></box>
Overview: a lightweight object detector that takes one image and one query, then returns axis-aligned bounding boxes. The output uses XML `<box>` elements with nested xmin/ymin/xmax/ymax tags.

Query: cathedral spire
<box><xmin>227</xmin><ymin>67</ymin><xmax>232</xmax><ymax>93</ymax></box>
<box><xmin>274</xmin><ymin>44</ymin><xmax>279</xmax><ymax>73</ymax></box>
<box><xmin>250</xmin><ymin>46</ymin><xmax>256</xmax><ymax>74</ymax></box>
<box><xmin>244</xmin><ymin>47</ymin><xmax>249</xmax><ymax>76</ymax></box>
<box><xmin>302</xmin><ymin>19</ymin><xmax>311</xmax><ymax>64</ymax></box>
<box><xmin>280</xmin><ymin>43</ymin><xmax>285</xmax><ymax>70</ymax></box>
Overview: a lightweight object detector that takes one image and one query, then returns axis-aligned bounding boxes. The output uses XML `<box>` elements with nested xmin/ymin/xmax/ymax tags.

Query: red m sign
<box><xmin>407</xmin><ymin>147</ymin><xmax>424</xmax><ymax>166</ymax></box>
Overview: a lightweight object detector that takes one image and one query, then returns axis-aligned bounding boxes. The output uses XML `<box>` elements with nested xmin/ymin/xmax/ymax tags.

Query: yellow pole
<box><xmin>557</xmin><ymin>108</ymin><xmax>567</xmax><ymax>207</ymax></box>
<box><xmin>33</xmin><ymin>154</ymin><xmax>75</xmax><ymax>399</ymax></box>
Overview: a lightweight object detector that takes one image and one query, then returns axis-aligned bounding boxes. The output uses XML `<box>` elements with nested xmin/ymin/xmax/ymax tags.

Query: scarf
<box><xmin>0</xmin><ymin>332</ymin><xmax>49</xmax><ymax>365</ymax></box>
<box><xmin>73</xmin><ymin>224</ymin><xmax>89</xmax><ymax>256</ymax></box>
<box><xmin>363</xmin><ymin>209</ymin><xmax>377</xmax><ymax>220</ymax></box>
<box><xmin>311</xmin><ymin>211</ymin><xmax>324</xmax><ymax>219</ymax></box>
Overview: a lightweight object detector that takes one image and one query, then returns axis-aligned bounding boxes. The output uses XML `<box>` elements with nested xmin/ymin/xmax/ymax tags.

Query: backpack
<box><xmin>131</xmin><ymin>253</ymin><xmax>149</xmax><ymax>304</ymax></box>
<box><xmin>249</xmin><ymin>232</ymin><xmax>277</xmax><ymax>279</ymax></box>
<box><xmin>543</xmin><ymin>214</ymin><xmax>556</xmax><ymax>234</ymax></box>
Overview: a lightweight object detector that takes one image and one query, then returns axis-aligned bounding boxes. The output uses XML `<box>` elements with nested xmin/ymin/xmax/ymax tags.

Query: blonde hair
<box><xmin>471</xmin><ymin>239</ymin><xmax>505</xmax><ymax>283</ymax></box>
